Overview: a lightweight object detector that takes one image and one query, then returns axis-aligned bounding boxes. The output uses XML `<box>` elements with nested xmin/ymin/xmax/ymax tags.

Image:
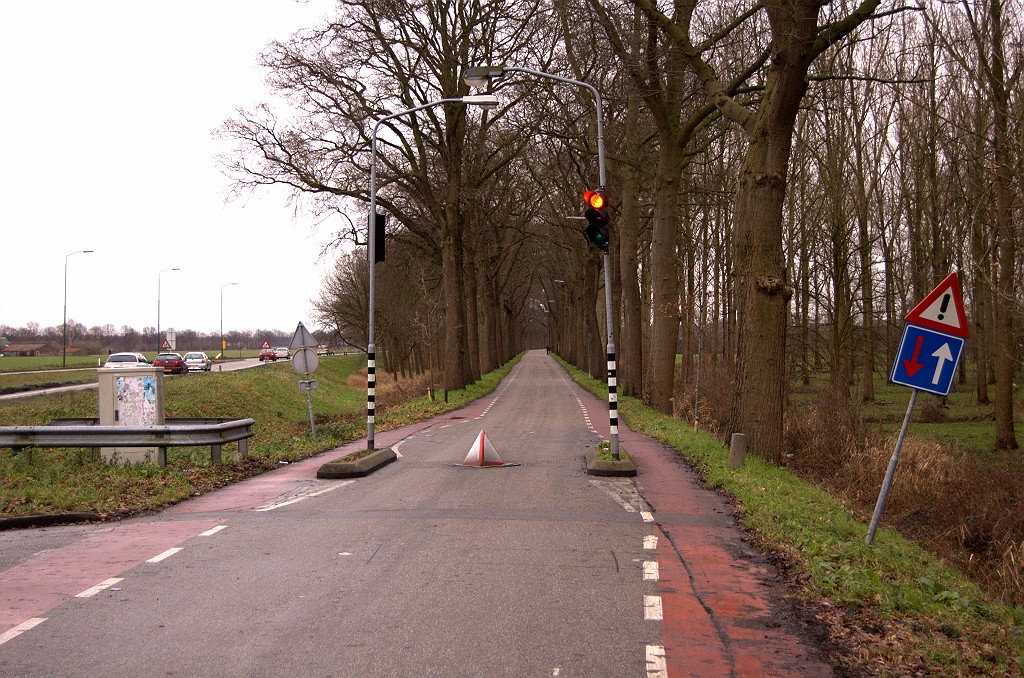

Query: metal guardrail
<box><xmin>0</xmin><ymin>418</ymin><xmax>255</xmax><ymax>467</ymax></box>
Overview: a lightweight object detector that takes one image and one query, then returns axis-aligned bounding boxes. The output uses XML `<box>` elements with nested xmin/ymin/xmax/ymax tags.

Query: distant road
<box><xmin>0</xmin><ymin>359</ymin><xmax>263</xmax><ymax>401</ymax></box>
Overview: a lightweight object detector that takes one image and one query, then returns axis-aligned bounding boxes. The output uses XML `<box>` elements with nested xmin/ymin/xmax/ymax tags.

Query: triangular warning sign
<box><xmin>261</xmin><ymin>340</ymin><xmax>271</xmax><ymax>349</ymax></box>
<box><xmin>161</xmin><ymin>339</ymin><xmax>171</xmax><ymax>349</ymax></box>
<box><xmin>904</xmin><ymin>271</ymin><xmax>969</xmax><ymax>338</ymax></box>
<box><xmin>289</xmin><ymin>321</ymin><xmax>317</xmax><ymax>351</ymax></box>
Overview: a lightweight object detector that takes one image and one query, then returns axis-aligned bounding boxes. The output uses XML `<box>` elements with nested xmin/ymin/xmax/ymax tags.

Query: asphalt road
<box><xmin>0</xmin><ymin>358</ymin><xmax>263</xmax><ymax>400</ymax></box>
<box><xmin>0</xmin><ymin>351</ymin><xmax>833</xmax><ymax>676</ymax></box>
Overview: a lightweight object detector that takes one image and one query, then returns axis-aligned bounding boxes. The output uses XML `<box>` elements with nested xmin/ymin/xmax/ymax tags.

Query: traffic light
<box><xmin>583</xmin><ymin>188</ymin><xmax>609</xmax><ymax>252</ymax></box>
<box><xmin>370</xmin><ymin>212</ymin><xmax>386</xmax><ymax>263</ymax></box>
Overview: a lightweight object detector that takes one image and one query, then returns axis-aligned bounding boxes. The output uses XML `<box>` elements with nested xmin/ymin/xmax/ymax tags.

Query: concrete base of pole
<box><xmin>584</xmin><ymin>445</ymin><xmax>636</xmax><ymax>477</ymax></box>
<box><xmin>317</xmin><ymin>447</ymin><xmax>397</xmax><ymax>479</ymax></box>
<box><xmin>729</xmin><ymin>433</ymin><xmax>746</xmax><ymax>469</ymax></box>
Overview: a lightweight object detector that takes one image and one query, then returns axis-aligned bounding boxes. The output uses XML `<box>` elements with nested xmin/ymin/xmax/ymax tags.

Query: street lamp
<box><xmin>365</xmin><ymin>93</ymin><xmax>499</xmax><ymax>451</ymax></box>
<box><xmin>157</xmin><ymin>267</ymin><xmax>180</xmax><ymax>353</ymax></box>
<box><xmin>465</xmin><ymin>65</ymin><xmax>619</xmax><ymax>459</ymax></box>
<box><xmin>63</xmin><ymin>249</ymin><xmax>94</xmax><ymax>367</ymax></box>
<box><xmin>220</xmin><ymin>282</ymin><xmax>239</xmax><ymax>359</ymax></box>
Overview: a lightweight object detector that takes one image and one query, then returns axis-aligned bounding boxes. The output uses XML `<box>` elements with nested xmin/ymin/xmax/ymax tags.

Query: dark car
<box><xmin>153</xmin><ymin>352</ymin><xmax>188</xmax><ymax>374</ymax></box>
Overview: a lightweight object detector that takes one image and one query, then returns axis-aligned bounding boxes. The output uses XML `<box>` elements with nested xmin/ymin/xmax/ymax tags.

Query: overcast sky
<box><xmin>0</xmin><ymin>0</ymin><xmax>349</xmax><ymax>338</ymax></box>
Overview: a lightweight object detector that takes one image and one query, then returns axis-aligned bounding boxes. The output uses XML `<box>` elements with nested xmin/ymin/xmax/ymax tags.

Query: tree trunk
<box><xmin>464</xmin><ymin>245</ymin><xmax>481</xmax><ymax>382</ymax></box>
<box><xmin>728</xmin><ymin>62</ymin><xmax>805</xmax><ymax>465</ymax></box>
<box><xmin>647</xmin><ymin>142</ymin><xmax>686</xmax><ymax>413</ymax></box>
<box><xmin>616</xmin><ymin>149</ymin><xmax>644</xmax><ymax>397</ymax></box>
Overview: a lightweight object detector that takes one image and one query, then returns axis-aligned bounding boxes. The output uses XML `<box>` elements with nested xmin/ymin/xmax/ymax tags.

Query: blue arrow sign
<box><xmin>890</xmin><ymin>324</ymin><xmax>965</xmax><ymax>396</ymax></box>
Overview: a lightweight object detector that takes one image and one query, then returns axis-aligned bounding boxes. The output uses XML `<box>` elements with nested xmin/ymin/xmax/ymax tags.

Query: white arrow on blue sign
<box><xmin>889</xmin><ymin>324</ymin><xmax>965</xmax><ymax>396</ymax></box>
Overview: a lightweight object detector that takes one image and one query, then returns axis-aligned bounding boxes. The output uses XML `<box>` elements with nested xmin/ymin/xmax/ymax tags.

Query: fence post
<box><xmin>729</xmin><ymin>433</ymin><xmax>746</xmax><ymax>469</ymax></box>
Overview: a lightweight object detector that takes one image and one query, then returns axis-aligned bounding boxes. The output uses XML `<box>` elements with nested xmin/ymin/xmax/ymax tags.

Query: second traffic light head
<box><xmin>583</xmin><ymin>188</ymin><xmax>609</xmax><ymax>251</ymax></box>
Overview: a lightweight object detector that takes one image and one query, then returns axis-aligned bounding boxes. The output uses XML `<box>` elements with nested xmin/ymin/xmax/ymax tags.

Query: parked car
<box><xmin>274</xmin><ymin>347</ymin><xmax>290</xmax><ymax>360</ymax></box>
<box><xmin>153</xmin><ymin>352</ymin><xmax>188</xmax><ymax>374</ymax></box>
<box><xmin>183</xmin><ymin>351</ymin><xmax>212</xmax><ymax>371</ymax></box>
<box><xmin>103</xmin><ymin>352</ymin><xmax>150</xmax><ymax>368</ymax></box>
<box><xmin>259</xmin><ymin>347</ymin><xmax>277</xmax><ymax>361</ymax></box>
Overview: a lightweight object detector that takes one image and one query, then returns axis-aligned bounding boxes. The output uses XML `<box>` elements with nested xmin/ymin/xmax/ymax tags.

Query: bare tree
<box><xmin>630</xmin><ymin>0</ymin><xmax>910</xmax><ymax>462</ymax></box>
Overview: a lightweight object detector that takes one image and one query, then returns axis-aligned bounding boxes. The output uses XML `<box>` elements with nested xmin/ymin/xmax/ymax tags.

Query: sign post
<box><xmin>290</xmin><ymin>322</ymin><xmax>320</xmax><ymax>439</ymax></box>
<box><xmin>866</xmin><ymin>272</ymin><xmax>969</xmax><ymax>545</ymax></box>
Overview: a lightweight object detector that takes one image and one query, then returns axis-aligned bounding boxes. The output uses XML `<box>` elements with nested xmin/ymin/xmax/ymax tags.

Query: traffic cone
<box><xmin>458</xmin><ymin>430</ymin><xmax>516</xmax><ymax>467</ymax></box>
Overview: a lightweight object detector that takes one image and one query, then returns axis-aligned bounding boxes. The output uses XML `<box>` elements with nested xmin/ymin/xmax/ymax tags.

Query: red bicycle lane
<box><xmin>0</xmin><ymin>381</ymin><xmax>508</xmax><ymax>638</ymax></box>
<box><xmin>576</xmin><ymin>388</ymin><xmax>834</xmax><ymax>677</ymax></box>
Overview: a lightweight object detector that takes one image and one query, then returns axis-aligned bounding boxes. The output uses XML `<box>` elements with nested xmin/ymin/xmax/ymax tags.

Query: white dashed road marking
<box><xmin>199</xmin><ymin>525</ymin><xmax>227</xmax><ymax>537</ymax></box>
<box><xmin>643</xmin><ymin>560</ymin><xmax>659</xmax><ymax>581</ymax></box>
<box><xmin>646</xmin><ymin>644</ymin><xmax>668</xmax><ymax>678</ymax></box>
<box><xmin>0</xmin><ymin>618</ymin><xmax>46</xmax><ymax>646</ymax></box>
<box><xmin>75</xmin><ymin>577</ymin><xmax>123</xmax><ymax>598</ymax></box>
<box><xmin>147</xmin><ymin>547</ymin><xmax>183</xmax><ymax>563</ymax></box>
<box><xmin>644</xmin><ymin>595</ymin><xmax>663</xmax><ymax>621</ymax></box>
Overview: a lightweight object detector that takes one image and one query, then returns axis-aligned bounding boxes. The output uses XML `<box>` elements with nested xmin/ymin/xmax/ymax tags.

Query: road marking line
<box><xmin>644</xmin><ymin>595</ymin><xmax>663</xmax><ymax>620</ymax></box>
<box><xmin>643</xmin><ymin>560</ymin><xmax>659</xmax><ymax>581</ymax></box>
<box><xmin>0</xmin><ymin>618</ymin><xmax>47</xmax><ymax>646</ymax></box>
<box><xmin>643</xmin><ymin>535</ymin><xmax>658</xmax><ymax>550</ymax></box>
<box><xmin>640</xmin><ymin>511</ymin><xmax>654</xmax><ymax>523</ymax></box>
<box><xmin>147</xmin><ymin>547</ymin><xmax>183</xmax><ymax>563</ymax></box>
<box><xmin>199</xmin><ymin>525</ymin><xmax>227</xmax><ymax>537</ymax></box>
<box><xmin>75</xmin><ymin>577</ymin><xmax>123</xmax><ymax>598</ymax></box>
<box><xmin>645</xmin><ymin>645</ymin><xmax>668</xmax><ymax>678</ymax></box>
<box><xmin>255</xmin><ymin>481</ymin><xmax>353</xmax><ymax>511</ymax></box>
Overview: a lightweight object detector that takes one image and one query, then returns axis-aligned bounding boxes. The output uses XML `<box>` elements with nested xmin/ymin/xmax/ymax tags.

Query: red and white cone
<box><xmin>457</xmin><ymin>430</ymin><xmax>517</xmax><ymax>467</ymax></box>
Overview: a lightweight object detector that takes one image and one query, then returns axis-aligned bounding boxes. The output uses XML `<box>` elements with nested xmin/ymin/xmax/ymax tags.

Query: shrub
<box><xmin>785</xmin><ymin>395</ymin><xmax>1024</xmax><ymax>607</ymax></box>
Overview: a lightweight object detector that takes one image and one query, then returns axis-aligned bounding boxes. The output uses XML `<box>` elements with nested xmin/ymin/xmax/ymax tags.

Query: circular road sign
<box><xmin>292</xmin><ymin>347</ymin><xmax>319</xmax><ymax>375</ymax></box>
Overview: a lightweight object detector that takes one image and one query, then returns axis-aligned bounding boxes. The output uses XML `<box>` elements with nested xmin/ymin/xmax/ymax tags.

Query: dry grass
<box><xmin>346</xmin><ymin>369</ymin><xmax>436</xmax><ymax>409</ymax></box>
<box><xmin>786</xmin><ymin>395</ymin><xmax>1024</xmax><ymax>608</ymax></box>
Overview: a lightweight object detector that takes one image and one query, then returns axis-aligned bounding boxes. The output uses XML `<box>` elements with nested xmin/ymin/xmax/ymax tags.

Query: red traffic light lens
<box><xmin>584</xmin><ymin>189</ymin><xmax>606</xmax><ymax>210</ymax></box>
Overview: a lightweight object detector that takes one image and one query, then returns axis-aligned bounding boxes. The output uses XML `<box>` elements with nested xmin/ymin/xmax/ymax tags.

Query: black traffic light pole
<box><xmin>465</xmin><ymin>66</ymin><xmax>619</xmax><ymax>460</ymax></box>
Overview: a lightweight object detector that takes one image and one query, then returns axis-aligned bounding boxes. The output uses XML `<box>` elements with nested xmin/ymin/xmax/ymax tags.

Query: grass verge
<box><xmin>558</xmin><ymin>358</ymin><xmax>1024</xmax><ymax>677</ymax></box>
<box><xmin>1</xmin><ymin>354</ymin><xmax>521</xmax><ymax>520</ymax></box>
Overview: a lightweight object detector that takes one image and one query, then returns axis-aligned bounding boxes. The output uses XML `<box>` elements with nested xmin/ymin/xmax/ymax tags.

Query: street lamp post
<box><xmin>63</xmin><ymin>249</ymin><xmax>94</xmax><ymax>367</ymax></box>
<box><xmin>464</xmin><ymin>65</ymin><xmax>619</xmax><ymax>459</ymax></box>
<box><xmin>157</xmin><ymin>267</ymin><xmax>180</xmax><ymax>353</ymax></box>
<box><xmin>220</xmin><ymin>282</ymin><xmax>239</xmax><ymax>358</ymax></box>
<box><xmin>365</xmin><ymin>94</ymin><xmax>499</xmax><ymax>451</ymax></box>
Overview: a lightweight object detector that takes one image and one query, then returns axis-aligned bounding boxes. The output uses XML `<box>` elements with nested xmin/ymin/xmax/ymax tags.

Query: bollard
<box><xmin>729</xmin><ymin>433</ymin><xmax>746</xmax><ymax>469</ymax></box>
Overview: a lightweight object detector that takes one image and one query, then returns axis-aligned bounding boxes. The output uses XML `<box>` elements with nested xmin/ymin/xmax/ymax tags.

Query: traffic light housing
<box><xmin>370</xmin><ymin>212</ymin><xmax>386</xmax><ymax>263</ymax></box>
<box><xmin>583</xmin><ymin>188</ymin><xmax>609</xmax><ymax>252</ymax></box>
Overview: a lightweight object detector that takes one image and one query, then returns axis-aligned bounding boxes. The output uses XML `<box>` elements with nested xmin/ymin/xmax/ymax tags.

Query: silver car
<box><xmin>103</xmin><ymin>352</ymin><xmax>150</xmax><ymax>368</ymax></box>
<box><xmin>184</xmin><ymin>351</ymin><xmax>212</xmax><ymax>371</ymax></box>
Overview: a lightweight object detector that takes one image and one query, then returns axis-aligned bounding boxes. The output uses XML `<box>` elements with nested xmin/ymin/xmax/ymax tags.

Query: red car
<box><xmin>258</xmin><ymin>347</ymin><xmax>277</xmax><ymax>362</ymax></box>
<box><xmin>153</xmin><ymin>352</ymin><xmax>188</xmax><ymax>374</ymax></box>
